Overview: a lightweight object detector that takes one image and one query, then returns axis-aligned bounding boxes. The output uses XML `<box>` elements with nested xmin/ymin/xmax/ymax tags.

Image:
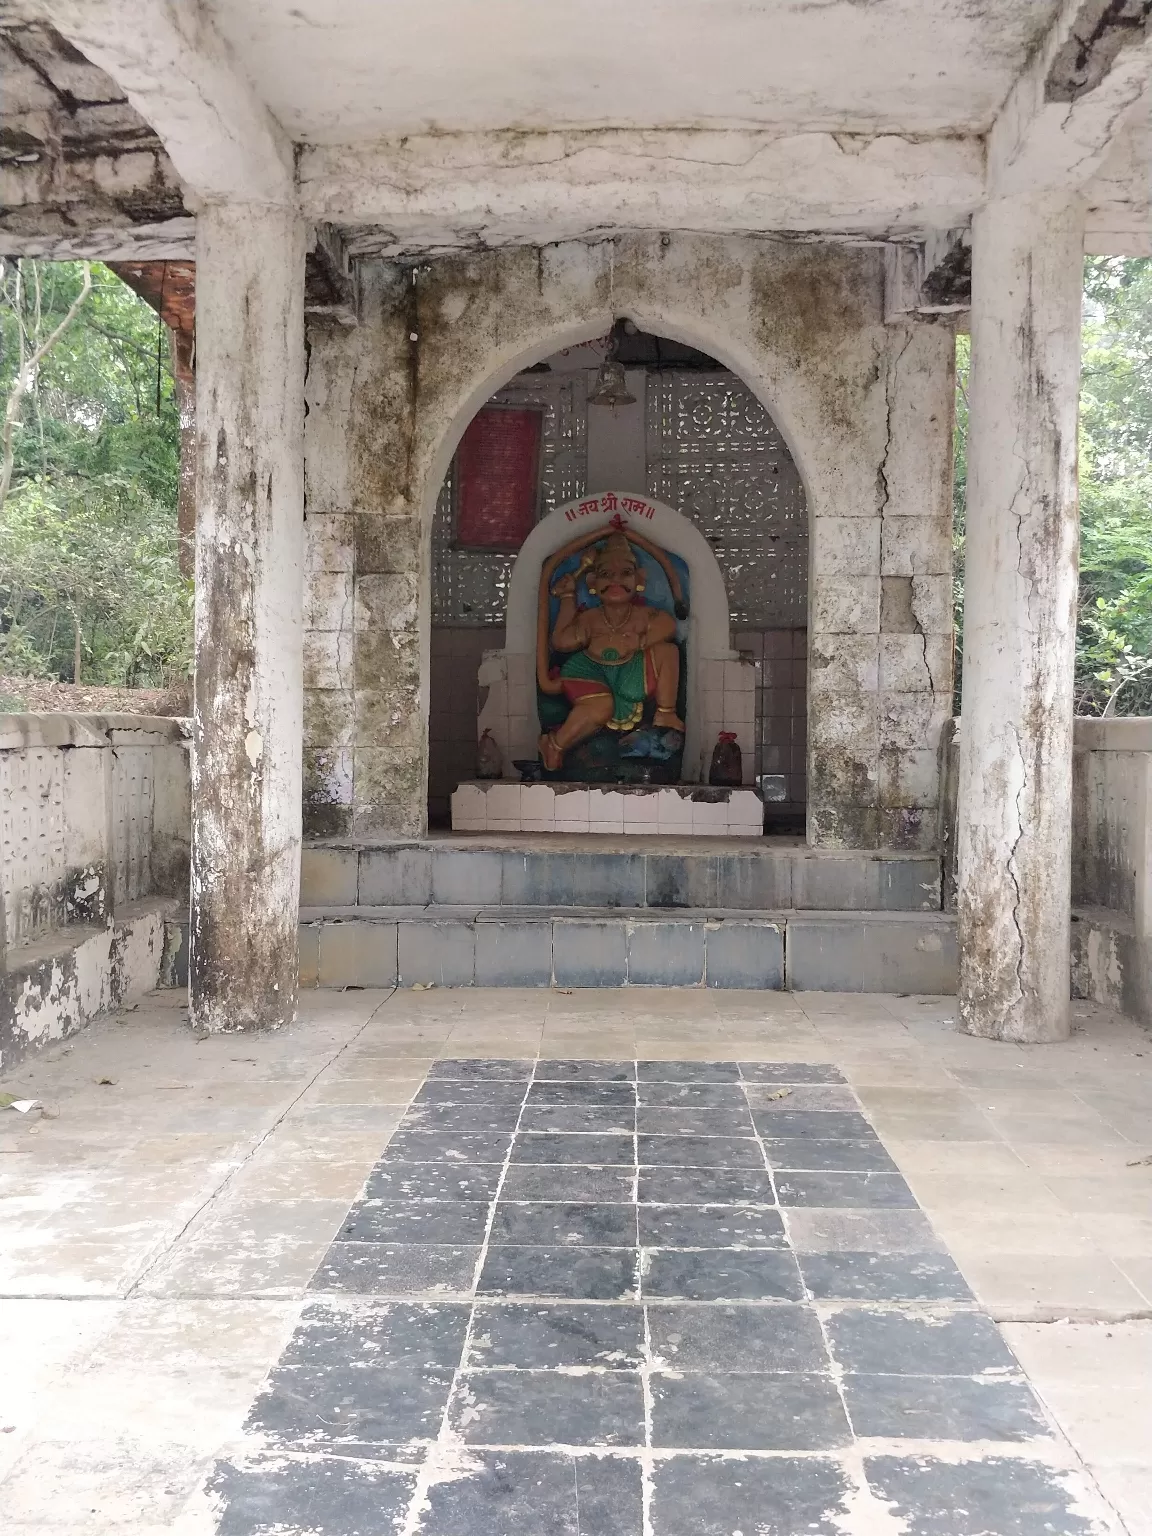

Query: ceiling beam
<box><xmin>31</xmin><ymin>0</ymin><xmax>294</xmax><ymax>207</ymax></box>
<box><xmin>299</xmin><ymin>130</ymin><xmax>986</xmax><ymax>255</ymax></box>
<box><xmin>989</xmin><ymin>0</ymin><xmax>1152</xmax><ymax>199</ymax></box>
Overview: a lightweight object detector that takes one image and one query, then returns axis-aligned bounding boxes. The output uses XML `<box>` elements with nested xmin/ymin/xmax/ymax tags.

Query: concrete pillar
<box><xmin>190</xmin><ymin>203</ymin><xmax>306</xmax><ymax>1033</ymax></box>
<box><xmin>957</xmin><ymin>193</ymin><xmax>1084</xmax><ymax>1042</ymax></box>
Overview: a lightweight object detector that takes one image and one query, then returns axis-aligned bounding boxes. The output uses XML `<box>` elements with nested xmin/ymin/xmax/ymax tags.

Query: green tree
<box><xmin>953</xmin><ymin>256</ymin><xmax>1152</xmax><ymax>717</ymax></box>
<box><xmin>0</xmin><ymin>259</ymin><xmax>190</xmax><ymax>686</ymax></box>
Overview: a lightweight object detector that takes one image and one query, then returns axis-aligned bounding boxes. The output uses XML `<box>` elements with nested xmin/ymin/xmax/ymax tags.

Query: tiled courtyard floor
<box><xmin>1</xmin><ymin>988</ymin><xmax>1150</xmax><ymax>1534</ymax></box>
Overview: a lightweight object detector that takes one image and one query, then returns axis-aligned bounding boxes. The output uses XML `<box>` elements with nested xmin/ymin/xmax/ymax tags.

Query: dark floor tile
<box><xmin>449</xmin><ymin>1370</ymin><xmax>644</xmax><ymax>1447</ymax></box>
<box><xmin>762</xmin><ymin>1137</ymin><xmax>898</xmax><ymax>1172</ymax></box>
<box><xmin>535</xmin><ymin>1061</ymin><xmax>637</xmax><ymax>1082</ymax></box>
<box><xmin>864</xmin><ymin>1454</ymin><xmax>1101</xmax><ymax>1536</ymax></box>
<box><xmin>246</xmin><ymin>1361</ymin><xmax>456</xmax><ymax>1456</ymax></box>
<box><xmin>846</xmin><ymin>1375</ymin><xmax>1049</xmax><ymax>1442</ymax></box>
<box><xmin>651</xmin><ymin>1371</ymin><xmax>851</xmax><ymax>1451</ymax></box>
<box><xmin>639</xmin><ymin>1135</ymin><xmax>764</xmax><ymax>1168</ymax></box>
<box><xmin>636</xmin><ymin>1107</ymin><xmax>754</xmax><ymax>1137</ymax></box>
<box><xmin>513</xmin><ymin>1133</ymin><xmax>635</xmax><ymax>1166</ymax></box>
<box><xmin>383</xmin><ymin>1132</ymin><xmax>513</xmax><ymax>1165</ymax></box>
<box><xmin>312</xmin><ymin>1242</ymin><xmax>479</xmax><ymax>1295</ymax></box>
<box><xmin>573</xmin><ymin>1453</ymin><xmax>646</xmax><ymax>1536</ymax></box>
<box><xmin>519</xmin><ymin>1105</ymin><xmax>636</xmax><ymax>1134</ymax></box>
<box><xmin>403</xmin><ymin>1103</ymin><xmax>523</xmax><ymax>1134</ymax></box>
<box><xmin>650</xmin><ymin>1453</ymin><xmax>853</xmax><ymax>1536</ymax></box>
<box><xmin>427</xmin><ymin>1059</ymin><xmax>535</xmax><ymax>1080</ymax></box>
<box><xmin>279</xmin><ymin>1300</ymin><xmax>470</xmax><ymax>1369</ymax></box>
<box><xmin>646</xmin><ymin>1301</ymin><xmax>827</xmax><ymax>1372</ymax></box>
<box><xmin>415</xmin><ymin>1080</ymin><xmax>528</xmax><ymax>1104</ymax></box>
<box><xmin>739</xmin><ymin>1063</ymin><xmax>847</xmax><ymax>1084</ymax></box>
<box><xmin>827</xmin><ymin>1307</ymin><xmax>1018</xmax><ymax>1376</ymax></box>
<box><xmin>637</xmin><ymin>1083</ymin><xmax>747</xmax><ymax>1108</ymax></box>
<box><xmin>799</xmin><ymin>1251</ymin><xmax>976</xmax><ymax>1302</ymax></box>
<box><xmin>637</xmin><ymin>1061</ymin><xmax>742</xmax><ymax>1082</ymax></box>
<box><xmin>339</xmin><ymin>1200</ymin><xmax>491</xmax><ymax>1244</ymax></box>
<box><xmin>411</xmin><ymin>1450</ymin><xmax>643</xmax><ymax>1536</ymax></box>
<box><xmin>469</xmin><ymin>1302</ymin><xmax>644</xmax><ymax>1369</ymax></box>
<box><xmin>501</xmin><ymin>1165</ymin><xmax>636</xmax><ymax>1203</ymax></box>
<box><xmin>643</xmin><ymin>1247</ymin><xmax>803</xmax><ymax>1301</ymax></box>
<box><xmin>776</xmin><ymin>1171</ymin><xmax>917</xmax><ymax>1208</ymax></box>
<box><xmin>638</xmin><ymin>1204</ymin><xmax>784</xmax><ymax>1248</ymax></box>
<box><xmin>491</xmin><ymin>1201</ymin><xmax>638</xmax><ymax>1246</ymax></box>
<box><xmin>527</xmin><ymin>1082</ymin><xmax>637</xmax><ymax>1106</ymax></box>
<box><xmin>750</xmin><ymin>1110</ymin><xmax>877</xmax><ymax>1139</ymax></box>
<box><xmin>364</xmin><ymin>1163</ymin><xmax>504</xmax><ymax>1202</ymax></box>
<box><xmin>480</xmin><ymin>1245</ymin><xmax>640</xmax><ymax>1300</ymax></box>
<box><xmin>638</xmin><ymin>1166</ymin><xmax>776</xmax><ymax>1205</ymax></box>
<box><xmin>211</xmin><ymin>1455</ymin><xmax>416</xmax><ymax>1534</ymax></box>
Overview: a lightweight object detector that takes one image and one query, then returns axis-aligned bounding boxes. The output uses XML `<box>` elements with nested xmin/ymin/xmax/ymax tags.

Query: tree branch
<box><xmin>1</xmin><ymin>262</ymin><xmax>93</xmax><ymax>509</ymax></box>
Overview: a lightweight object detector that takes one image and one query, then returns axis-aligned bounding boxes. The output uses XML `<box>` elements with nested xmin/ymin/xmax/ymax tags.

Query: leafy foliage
<box><xmin>953</xmin><ymin>256</ymin><xmax>1152</xmax><ymax>716</ymax></box>
<box><xmin>0</xmin><ymin>259</ymin><xmax>190</xmax><ymax>686</ymax></box>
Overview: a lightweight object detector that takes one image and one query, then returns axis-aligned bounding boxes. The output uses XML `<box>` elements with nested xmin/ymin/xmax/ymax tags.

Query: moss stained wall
<box><xmin>303</xmin><ymin>233</ymin><xmax>954</xmax><ymax>849</ymax></box>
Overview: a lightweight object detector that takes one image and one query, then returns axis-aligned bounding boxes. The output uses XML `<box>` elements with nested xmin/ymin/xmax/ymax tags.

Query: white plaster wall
<box><xmin>303</xmin><ymin>233</ymin><xmax>955</xmax><ymax>847</ymax></box>
<box><xmin>1073</xmin><ymin>718</ymin><xmax>1152</xmax><ymax>935</ymax></box>
<box><xmin>0</xmin><ymin>715</ymin><xmax>190</xmax><ymax>955</ymax></box>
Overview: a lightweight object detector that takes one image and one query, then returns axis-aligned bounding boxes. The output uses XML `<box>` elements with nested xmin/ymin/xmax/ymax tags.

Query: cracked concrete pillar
<box><xmin>957</xmin><ymin>192</ymin><xmax>1084</xmax><ymax>1043</ymax></box>
<box><xmin>190</xmin><ymin>203</ymin><xmax>306</xmax><ymax>1032</ymax></box>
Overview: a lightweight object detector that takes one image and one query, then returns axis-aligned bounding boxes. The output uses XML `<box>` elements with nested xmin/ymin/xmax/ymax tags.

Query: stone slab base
<box><xmin>1</xmin><ymin>900</ymin><xmax>172</xmax><ymax>1072</ymax></box>
<box><xmin>1071</xmin><ymin>908</ymin><xmax>1151</xmax><ymax>1025</ymax></box>
<box><xmin>295</xmin><ymin>908</ymin><xmax>958</xmax><ymax>993</ymax></box>
<box><xmin>302</xmin><ymin>841</ymin><xmax>944</xmax><ymax>913</ymax></box>
<box><xmin>452</xmin><ymin>781</ymin><xmax>764</xmax><ymax>836</ymax></box>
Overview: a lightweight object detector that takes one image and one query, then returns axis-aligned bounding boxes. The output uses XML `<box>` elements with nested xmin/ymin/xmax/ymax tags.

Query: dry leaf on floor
<box><xmin>1126</xmin><ymin>1153</ymin><xmax>1152</xmax><ymax>1167</ymax></box>
<box><xmin>765</xmin><ymin>1088</ymin><xmax>792</xmax><ymax>1101</ymax></box>
<box><xmin>95</xmin><ymin>1077</ymin><xmax>117</xmax><ymax>1086</ymax></box>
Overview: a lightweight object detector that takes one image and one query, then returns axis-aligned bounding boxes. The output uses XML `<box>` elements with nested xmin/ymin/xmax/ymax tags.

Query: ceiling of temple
<box><xmin>206</xmin><ymin>0</ymin><xmax>1064</xmax><ymax>141</ymax></box>
<box><xmin>0</xmin><ymin>1</ymin><xmax>1148</xmax><ymax>259</ymax></box>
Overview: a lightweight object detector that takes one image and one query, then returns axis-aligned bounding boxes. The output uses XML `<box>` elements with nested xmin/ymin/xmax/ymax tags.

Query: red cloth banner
<box><xmin>456</xmin><ymin>407</ymin><xmax>542</xmax><ymax>548</ymax></box>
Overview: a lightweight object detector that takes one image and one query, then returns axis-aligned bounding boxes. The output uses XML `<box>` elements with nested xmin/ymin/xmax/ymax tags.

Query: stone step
<box><xmin>295</xmin><ymin>906</ymin><xmax>957</xmax><ymax>993</ymax></box>
<box><xmin>302</xmin><ymin>839</ymin><xmax>943</xmax><ymax>914</ymax></box>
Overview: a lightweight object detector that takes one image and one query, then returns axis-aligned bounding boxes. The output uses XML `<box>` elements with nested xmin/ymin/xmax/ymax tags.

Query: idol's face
<box><xmin>593</xmin><ymin>551</ymin><xmax>637</xmax><ymax>602</ymax></box>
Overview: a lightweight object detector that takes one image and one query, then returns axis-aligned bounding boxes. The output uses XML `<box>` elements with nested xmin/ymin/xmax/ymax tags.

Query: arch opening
<box><xmin>426</xmin><ymin>326</ymin><xmax>809</xmax><ymax>833</ymax></box>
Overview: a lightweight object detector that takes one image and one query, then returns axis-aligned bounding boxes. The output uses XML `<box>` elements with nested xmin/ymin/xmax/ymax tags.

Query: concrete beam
<box><xmin>989</xmin><ymin>0</ymin><xmax>1152</xmax><ymax>199</ymax></box>
<box><xmin>300</xmin><ymin>130</ymin><xmax>986</xmax><ymax>253</ymax></box>
<box><xmin>34</xmin><ymin>0</ymin><xmax>294</xmax><ymax>206</ymax></box>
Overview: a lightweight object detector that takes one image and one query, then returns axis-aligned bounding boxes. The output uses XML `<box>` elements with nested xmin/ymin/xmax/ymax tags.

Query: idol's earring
<box><xmin>587</xmin><ymin>579</ymin><xmax>598</xmax><ymax>595</ymax></box>
<box><xmin>635</xmin><ymin>577</ymin><xmax>647</xmax><ymax>594</ymax></box>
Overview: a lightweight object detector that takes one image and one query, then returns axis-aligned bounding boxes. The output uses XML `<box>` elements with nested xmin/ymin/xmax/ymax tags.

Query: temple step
<box><xmin>301</xmin><ymin>839</ymin><xmax>943</xmax><ymax>914</ymax></box>
<box><xmin>293</xmin><ymin>906</ymin><xmax>957</xmax><ymax>993</ymax></box>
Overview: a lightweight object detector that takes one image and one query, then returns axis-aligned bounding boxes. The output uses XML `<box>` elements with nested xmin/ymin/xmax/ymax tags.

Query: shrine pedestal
<box><xmin>451</xmin><ymin>781</ymin><xmax>764</xmax><ymax>836</ymax></box>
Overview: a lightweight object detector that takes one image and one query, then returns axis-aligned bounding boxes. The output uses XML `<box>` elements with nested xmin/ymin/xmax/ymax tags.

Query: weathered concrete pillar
<box><xmin>190</xmin><ymin>203</ymin><xmax>306</xmax><ymax>1032</ymax></box>
<box><xmin>957</xmin><ymin>193</ymin><xmax>1084</xmax><ymax>1042</ymax></box>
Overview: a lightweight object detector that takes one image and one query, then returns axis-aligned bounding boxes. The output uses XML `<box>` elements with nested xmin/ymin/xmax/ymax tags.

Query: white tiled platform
<box><xmin>451</xmin><ymin>781</ymin><xmax>765</xmax><ymax>836</ymax></box>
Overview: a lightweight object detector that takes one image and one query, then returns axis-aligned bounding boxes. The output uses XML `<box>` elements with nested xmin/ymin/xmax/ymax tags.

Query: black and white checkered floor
<box><xmin>209</xmin><ymin>1059</ymin><xmax>1111</xmax><ymax>1535</ymax></box>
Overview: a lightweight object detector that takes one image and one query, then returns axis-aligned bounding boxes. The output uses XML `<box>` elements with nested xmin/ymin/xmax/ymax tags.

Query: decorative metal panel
<box><xmin>433</xmin><ymin>374</ymin><xmax>586</xmax><ymax>625</ymax></box>
<box><xmin>111</xmin><ymin>746</ymin><xmax>153</xmax><ymax>903</ymax></box>
<box><xmin>0</xmin><ymin>745</ymin><xmax>66</xmax><ymax>947</ymax></box>
<box><xmin>646</xmin><ymin>372</ymin><xmax>808</xmax><ymax>628</ymax></box>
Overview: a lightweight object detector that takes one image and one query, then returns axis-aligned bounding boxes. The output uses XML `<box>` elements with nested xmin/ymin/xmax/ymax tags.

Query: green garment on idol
<box><xmin>560</xmin><ymin>647</ymin><xmax>649</xmax><ymax>730</ymax></box>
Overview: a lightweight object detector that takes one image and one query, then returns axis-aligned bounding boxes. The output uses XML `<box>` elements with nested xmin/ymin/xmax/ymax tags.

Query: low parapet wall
<box><xmin>940</xmin><ymin>717</ymin><xmax>1151</xmax><ymax>1024</ymax></box>
<box><xmin>1071</xmin><ymin>717</ymin><xmax>1152</xmax><ymax>1024</ymax></box>
<box><xmin>0</xmin><ymin>714</ymin><xmax>190</xmax><ymax>1070</ymax></box>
